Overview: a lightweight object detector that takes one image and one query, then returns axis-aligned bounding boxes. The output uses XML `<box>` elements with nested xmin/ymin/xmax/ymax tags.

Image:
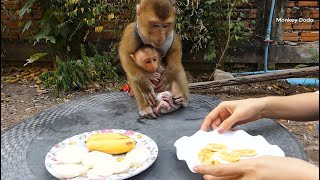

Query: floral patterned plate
<box><xmin>45</xmin><ymin>129</ymin><xmax>158</xmax><ymax>180</ymax></box>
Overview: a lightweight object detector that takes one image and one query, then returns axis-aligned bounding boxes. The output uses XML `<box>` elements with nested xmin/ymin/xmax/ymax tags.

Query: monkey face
<box><xmin>131</xmin><ymin>48</ymin><xmax>160</xmax><ymax>74</ymax></box>
<box><xmin>136</xmin><ymin>3</ymin><xmax>175</xmax><ymax>47</ymax></box>
<box><xmin>147</xmin><ymin>21</ymin><xmax>174</xmax><ymax>47</ymax></box>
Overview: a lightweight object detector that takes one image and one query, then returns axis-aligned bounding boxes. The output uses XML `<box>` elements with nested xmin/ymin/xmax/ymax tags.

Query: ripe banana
<box><xmin>87</xmin><ymin>133</ymin><xmax>130</xmax><ymax>141</ymax></box>
<box><xmin>85</xmin><ymin>133</ymin><xmax>136</xmax><ymax>155</ymax></box>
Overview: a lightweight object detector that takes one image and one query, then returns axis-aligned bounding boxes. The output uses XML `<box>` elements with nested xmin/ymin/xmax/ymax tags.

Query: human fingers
<box><xmin>194</xmin><ymin>163</ymin><xmax>243</xmax><ymax>177</ymax></box>
<box><xmin>201</xmin><ymin>105</ymin><xmax>224</xmax><ymax>131</ymax></box>
<box><xmin>216</xmin><ymin>113</ymin><xmax>240</xmax><ymax>134</ymax></box>
<box><xmin>210</xmin><ymin>116</ymin><xmax>222</xmax><ymax>130</ymax></box>
<box><xmin>231</xmin><ymin>119</ymin><xmax>253</xmax><ymax>128</ymax></box>
<box><xmin>203</xmin><ymin>175</ymin><xmax>241</xmax><ymax>180</ymax></box>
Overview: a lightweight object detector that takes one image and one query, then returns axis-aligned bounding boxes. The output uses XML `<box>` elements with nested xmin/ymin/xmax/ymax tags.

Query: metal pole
<box><xmin>264</xmin><ymin>0</ymin><xmax>276</xmax><ymax>73</ymax></box>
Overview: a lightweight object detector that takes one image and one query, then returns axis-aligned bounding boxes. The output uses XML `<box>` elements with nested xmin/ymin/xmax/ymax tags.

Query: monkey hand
<box><xmin>139</xmin><ymin>107</ymin><xmax>158</xmax><ymax>119</ymax></box>
<box><xmin>155</xmin><ymin>75</ymin><xmax>172</xmax><ymax>92</ymax></box>
<box><xmin>161</xmin><ymin>92</ymin><xmax>180</xmax><ymax>110</ymax></box>
<box><xmin>173</xmin><ymin>93</ymin><xmax>188</xmax><ymax>107</ymax></box>
<box><xmin>153</xmin><ymin>100</ymin><xmax>171</xmax><ymax>115</ymax></box>
<box><xmin>147</xmin><ymin>72</ymin><xmax>161</xmax><ymax>84</ymax></box>
<box><xmin>139</xmin><ymin>79</ymin><xmax>158</xmax><ymax>107</ymax></box>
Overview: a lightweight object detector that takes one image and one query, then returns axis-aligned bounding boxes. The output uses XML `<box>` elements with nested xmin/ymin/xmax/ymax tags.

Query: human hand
<box><xmin>201</xmin><ymin>98</ymin><xmax>266</xmax><ymax>133</ymax></box>
<box><xmin>193</xmin><ymin>156</ymin><xmax>319</xmax><ymax>180</ymax></box>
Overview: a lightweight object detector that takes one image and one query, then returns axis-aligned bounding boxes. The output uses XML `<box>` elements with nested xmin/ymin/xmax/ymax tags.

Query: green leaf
<box><xmin>22</xmin><ymin>20</ymin><xmax>32</xmax><ymax>33</ymax></box>
<box><xmin>24</xmin><ymin>53</ymin><xmax>48</xmax><ymax>66</ymax></box>
<box><xmin>18</xmin><ymin>0</ymin><xmax>36</xmax><ymax>18</ymax></box>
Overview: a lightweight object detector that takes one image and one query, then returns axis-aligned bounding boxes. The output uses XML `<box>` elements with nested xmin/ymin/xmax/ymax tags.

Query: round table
<box><xmin>1</xmin><ymin>92</ymin><xmax>307</xmax><ymax>180</ymax></box>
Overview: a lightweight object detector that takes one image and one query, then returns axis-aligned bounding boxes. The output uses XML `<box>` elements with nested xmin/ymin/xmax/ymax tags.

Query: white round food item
<box><xmin>113</xmin><ymin>159</ymin><xmax>132</xmax><ymax>174</ymax></box>
<box><xmin>56</xmin><ymin>145</ymin><xmax>87</xmax><ymax>164</ymax></box>
<box><xmin>52</xmin><ymin>164</ymin><xmax>88</xmax><ymax>179</ymax></box>
<box><xmin>87</xmin><ymin>158</ymin><xmax>116</xmax><ymax>177</ymax></box>
<box><xmin>126</xmin><ymin>147</ymin><xmax>151</xmax><ymax>167</ymax></box>
<box><xmin>82</xmin><ymin>151</ymin><xmax>113</xmax><ymax>169</ymax></box>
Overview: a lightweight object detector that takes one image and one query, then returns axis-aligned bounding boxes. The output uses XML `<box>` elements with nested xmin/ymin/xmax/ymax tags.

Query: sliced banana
<box><xmin>232</xmin><ymin>149</ymin><xmax>257</xmax><ymax>157</ymax></box>
<box><xmin>52</xmin><ymin>164</ymin><xmax>88</xmax><ymax>179</ymax></box>
<box><xmin>205</xmin><ymin>143</ymin><xmax>227</xmax><ymax>152</ymax></box>
<box><xmin>198</xmin><ymin>148</ymin><xmax>213</xmax><ymax>165</ymax></box>
<box><xmin>126</xmin><ymin>147</ymin><xmax>151</xmax><ymax>167</ymax></box>
<box><xmin>82</xmin><ymin>151</ymin><xmax>113</xmax><ymax>169</ymax></box>
<box><xmin>56</xmin><ymin>145</ymin><xmax>87</xmax><ymax>164</ymax></box>
<box><xmin>217</xmin><ymin>151</ymin><xmax>241</xmax><ymax>162</ymax></box>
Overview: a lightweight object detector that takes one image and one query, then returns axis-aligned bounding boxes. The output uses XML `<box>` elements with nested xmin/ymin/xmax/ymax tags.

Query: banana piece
<box><xmin>217</xmin><ymin>151</ymin><xmax>241</xmax><ymax>162</ymax></box>
<box><xmin>198</xmin><ymin>148</ymin><xmax>213</xmax><ymax>165</ymax></box>
<box><xmin>87</xmin><ymin>133</ymin><xmax>130</xmax><ymax>141</ymax></box>
<box><xmin>232</xmin><ymin>149</ymin><xmax>257</xmax><ymax>157</ymax></box>
<box><xmin>86</xmin><ymin>133</ymin><xmax>136</xmax><ymax>155</ymax></box>
<box><xmin>205</xmin><ymin>143</ymin><xmax>227</xmax><ymax>152</ymax></box>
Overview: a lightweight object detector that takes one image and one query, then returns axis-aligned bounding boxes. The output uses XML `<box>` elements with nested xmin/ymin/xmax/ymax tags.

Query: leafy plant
<box><xmin>39</xmin><ymin>44</ymin><xmax>118</xmax><ymax>94</ymax></box>
<box><xmin>18</xmin><ymin>0</ymin><xmax>131</xmax><ymax>60</ymax></box>
<box><xmin>176</xmin><ymin>0</ymin><xmax>254</xmax><ymax>66</ymax></box>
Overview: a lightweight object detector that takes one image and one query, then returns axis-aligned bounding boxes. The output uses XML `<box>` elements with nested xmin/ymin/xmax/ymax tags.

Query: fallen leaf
<box><xmin>4</xmin><ymin>78</ymin><xmax>20</xmax><ymax>83</ymax></box>
<box><xmin>271</xmin><ymin>84</ymin><xmax>285</xmax><ymax>92</ymax></box>
<box><xmin>307</xmin><ymin>125</ymin><xmax>314</xmax><ymax>131</ymax></box>
<box><xmin>36</xmin><ymin>88</ymin><xmax>48</xmax><ymax>95</ymax></box>
<box><xmin>35</xmin><ymin>78</ymin><xmax>43</xmax><ymax>84</ymax></box>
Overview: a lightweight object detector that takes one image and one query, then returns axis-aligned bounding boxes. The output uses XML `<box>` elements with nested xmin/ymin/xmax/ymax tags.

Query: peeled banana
<box><xmin>85</xmin><ymin>133</ymin><xmax>136</xmax><ymax>155</ymax></box>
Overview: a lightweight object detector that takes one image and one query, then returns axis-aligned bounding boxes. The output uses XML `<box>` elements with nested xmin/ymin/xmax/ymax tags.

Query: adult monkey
<box><xmin>119</xmin><ymin>0</ymin><xmax>189</xmax><ymax>119</ymax></box>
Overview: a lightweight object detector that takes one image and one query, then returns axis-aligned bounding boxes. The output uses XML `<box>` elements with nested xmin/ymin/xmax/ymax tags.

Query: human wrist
<box><xmin>258</xmin><ymin>97</ymin><xmax>272</xmax><ymax>119</ymax></box>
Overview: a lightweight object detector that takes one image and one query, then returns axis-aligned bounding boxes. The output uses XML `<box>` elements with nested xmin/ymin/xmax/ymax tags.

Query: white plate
<box><xmin>45</xmin><ymin>129</ymin><xmax>158</xmax><ymax>179</ymax></box>
<box><xmin>174</xmin><ymin>129</ymin><xmax>285</xmax><ymax>172</ymax></box>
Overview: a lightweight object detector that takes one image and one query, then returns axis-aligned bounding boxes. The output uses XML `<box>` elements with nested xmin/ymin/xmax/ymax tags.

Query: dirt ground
<box><xmin>1</xmin><ymin>67</ymin><xmax>319</xmax><ymax>167</ymax></box>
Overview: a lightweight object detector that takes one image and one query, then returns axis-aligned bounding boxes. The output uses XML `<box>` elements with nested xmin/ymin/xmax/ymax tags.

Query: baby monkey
<box><xmin>130</xmin><ymin>44</ymin><xmax>181</xmax><ymax>116</ymax></box>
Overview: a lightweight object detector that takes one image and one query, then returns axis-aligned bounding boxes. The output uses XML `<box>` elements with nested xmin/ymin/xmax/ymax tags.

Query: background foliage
<box><xmin>18</xmin><ymin>0</ymin><xmax>253</xmax><ymax>93</ymax></box>
<box><xmin>175</xmin><ymin>0</ymin><xmax>253</xmax><ymax>62</ymax></box>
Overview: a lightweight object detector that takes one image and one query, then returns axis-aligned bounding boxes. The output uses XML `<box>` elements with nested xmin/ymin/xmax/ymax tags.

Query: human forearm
<box><xmin>261</xmin><ymin>93</ymin><xmax>319</xmax><ymax>121</ymax></box>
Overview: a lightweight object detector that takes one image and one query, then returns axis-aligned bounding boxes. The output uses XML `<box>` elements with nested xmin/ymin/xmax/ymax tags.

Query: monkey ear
<box><xmin>136</xmin><ymin>5</ymin><xmax>141</xmax><ymax>16</ymax></box>
<box><xmin>130</xmin><ymin>54</ymin><xmax>136</xmax><ymax>61</ymax></box>
<box><xmin>173</xmin><ymin>7</ymin><xmax>176</xmax><ymax>13</ymax></box>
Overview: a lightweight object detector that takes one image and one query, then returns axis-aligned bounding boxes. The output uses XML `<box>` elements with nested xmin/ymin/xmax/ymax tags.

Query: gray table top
<box><xmin>1</xmin><ymin>92</ymin><xmax>307</xmax><ymax>180</ymax></box>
